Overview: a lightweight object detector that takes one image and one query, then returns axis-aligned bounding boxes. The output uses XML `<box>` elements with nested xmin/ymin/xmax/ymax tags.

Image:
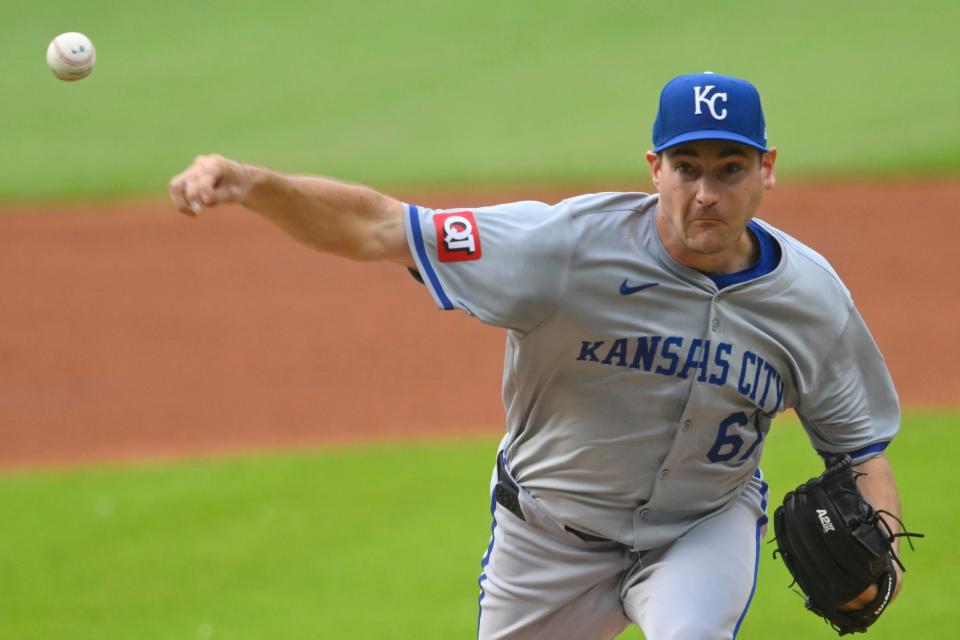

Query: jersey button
<box><xmin>681</xmin><ymin>419</ymin><xmax>692</xmax><ymax>431</ymax></box>
<box><xmin>659</xmin><ymin>468</ymin><xmax>670</xmax><ymax>479</ymax></box>
<box><xmin>711</xmin><ymin>318</ymin><xmax>721</xmax><ymax>332</ymax></box>
<box><xmin>639</xmin><ymin>509</ymin><xmax>650</xmax><ymax>521</ymax></box>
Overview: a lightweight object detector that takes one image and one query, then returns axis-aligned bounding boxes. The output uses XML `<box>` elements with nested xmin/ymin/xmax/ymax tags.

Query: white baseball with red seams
<box><xmin>46</xmin><ymin>32</ymin><xmax>96</xmax><ymax>81</ymax></box>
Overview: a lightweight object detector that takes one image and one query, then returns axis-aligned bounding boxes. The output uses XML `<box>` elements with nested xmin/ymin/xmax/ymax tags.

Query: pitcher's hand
<box><xmin>169</xmin><ymin>154</ymin><xmax>253</xmax><ymax>216</ymax></box>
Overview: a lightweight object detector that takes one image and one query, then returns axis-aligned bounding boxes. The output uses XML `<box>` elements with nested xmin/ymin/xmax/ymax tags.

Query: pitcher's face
<box><xmin>648</xmin><ymin>141</ymin><xmax>777</xmax><ymax>260</ymax></box>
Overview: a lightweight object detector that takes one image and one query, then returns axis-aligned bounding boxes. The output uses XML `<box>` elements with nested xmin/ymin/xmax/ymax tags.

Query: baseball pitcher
<box><xmin>170</xmin><ymin>72</ymin><xmax>918</xmax><ymax>639</ymax></box>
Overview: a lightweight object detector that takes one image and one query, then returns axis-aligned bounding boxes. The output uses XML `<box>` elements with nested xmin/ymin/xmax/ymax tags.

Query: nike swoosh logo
<box><xmin>619</xmin><ymin>280</ymin><xmax>659</xmax><ymax>295</ymax></box>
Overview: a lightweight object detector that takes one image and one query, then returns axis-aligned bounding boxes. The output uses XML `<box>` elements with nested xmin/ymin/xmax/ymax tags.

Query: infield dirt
<box><xmin>1</xmin><ymin>179</ymin><xmax>956</xmax><ymax>468</ymax></box>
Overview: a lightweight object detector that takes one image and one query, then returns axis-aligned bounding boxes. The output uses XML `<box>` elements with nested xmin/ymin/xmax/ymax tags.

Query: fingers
<box><xmin>168</xmin><ymin>154</ymin><xmax>230</xmax><ymax>217</ymax></box>
<box><xmin>838</xmin><ymin>582</ymin><xmax>879</xmax><ymax>611</ymax></box>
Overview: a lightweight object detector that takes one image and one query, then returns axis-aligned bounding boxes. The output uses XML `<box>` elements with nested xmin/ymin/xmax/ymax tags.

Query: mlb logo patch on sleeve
<box><xmin>434</xmin><ymin>211</ymin><xmax>483</xmax><ymax>262</ymax></box>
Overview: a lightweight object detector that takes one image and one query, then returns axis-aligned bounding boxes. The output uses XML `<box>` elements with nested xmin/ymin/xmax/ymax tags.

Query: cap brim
<box><xmin>653</xmin><ymin>130</ymin><xmax>768</xmax><ymax>153</ymax></box>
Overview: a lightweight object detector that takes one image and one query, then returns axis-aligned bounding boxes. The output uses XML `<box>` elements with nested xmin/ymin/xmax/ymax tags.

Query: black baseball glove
<box><xmin>772</xmin><ymin>454</ymin><xmax>921</xmax><ymax>635</ymax></box>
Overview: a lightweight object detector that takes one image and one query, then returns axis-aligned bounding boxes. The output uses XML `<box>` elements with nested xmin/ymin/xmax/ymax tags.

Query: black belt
<box><xmin>494</xmin><ymin>452</ymin><xmax>610</xmax><ymax>543</ymax></box>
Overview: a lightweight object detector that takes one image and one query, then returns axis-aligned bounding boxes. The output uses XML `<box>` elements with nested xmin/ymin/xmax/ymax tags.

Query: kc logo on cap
<box><xmin>652</xmin><ymin>72</ymin><xmax>768</xmax><ymax>153</ymax></box>
<box><xmin>693</xmin><ymin>85</ymin><xmax>728</xmax><ymax>120</ymax></box>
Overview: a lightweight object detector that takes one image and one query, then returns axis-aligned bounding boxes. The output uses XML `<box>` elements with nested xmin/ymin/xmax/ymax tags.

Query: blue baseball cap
<box><xmin>652</xmin><ymin>72</ymin><xmax>768</xmax><ymax>153</ymax></box>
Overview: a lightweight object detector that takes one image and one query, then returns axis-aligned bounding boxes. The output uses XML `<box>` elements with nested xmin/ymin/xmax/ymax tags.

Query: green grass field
<box><xmin>2</xmin><ymin>1</ymin><xmax>959</xmax><ymax>201</ymax></box>
<box><xmin>3</xmin><ymin>3</ymin><xmax>956</xmax><ymax>638</ymax></box>
<box><xmin>0</xmin><ymin>411</ymin><xmax>953</xmax><ymax>639</ymax></box>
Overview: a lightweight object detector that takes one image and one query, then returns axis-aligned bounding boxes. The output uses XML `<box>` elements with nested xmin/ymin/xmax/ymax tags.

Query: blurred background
<box><xmin>1</xmin><ymin>2</ymin><xmax>957</xmax><ymax>638</ymax></box>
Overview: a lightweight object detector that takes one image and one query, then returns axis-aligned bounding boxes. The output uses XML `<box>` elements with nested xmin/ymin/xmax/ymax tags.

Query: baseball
<box><xmin>46</xmin><ymin>32</ymin><xmax>96</xmax><ymax>81</ymax></box>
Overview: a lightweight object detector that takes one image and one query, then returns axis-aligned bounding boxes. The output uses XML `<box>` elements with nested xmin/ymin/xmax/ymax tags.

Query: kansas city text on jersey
<box><xmin>576</xmin><ymin>335</ymin><xmax>785</xmax><ymax>414</ymax></box>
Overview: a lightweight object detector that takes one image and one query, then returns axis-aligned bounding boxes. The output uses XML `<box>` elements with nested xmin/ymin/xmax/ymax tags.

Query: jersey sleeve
<box><xmin>403</xmin><ymin>200</ymin><xmax>572</xmax><ymax>333</ymax></box>
<box><xmin>794</xmin><ymin>304</ymin><xmax>900</xmax><ymax>463</ymax></box>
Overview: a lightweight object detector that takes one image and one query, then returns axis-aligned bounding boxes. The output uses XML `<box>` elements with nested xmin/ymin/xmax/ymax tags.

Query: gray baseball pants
<box><xmin>477</xmin><ymin>455</ymin><xmax>768</xmax><ymax>639</ymax></box>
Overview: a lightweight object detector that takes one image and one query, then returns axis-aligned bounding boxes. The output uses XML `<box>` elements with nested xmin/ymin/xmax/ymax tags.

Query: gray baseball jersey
<box><xmin>404</xmin><ymin>192</ymin><xmax>898</xmax><ymax>551</ymax></box>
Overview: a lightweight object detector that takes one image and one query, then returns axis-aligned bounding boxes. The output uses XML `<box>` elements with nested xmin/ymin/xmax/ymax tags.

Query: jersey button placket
<box><xmin>632</xmin><ymin>505</ymin><xmax>652</xmax><ymax>534</ymax></box>
<box><xmin>710</xmin><ymin>296</ymin><xmax>721</xmax><ymax>333</ymax></box>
